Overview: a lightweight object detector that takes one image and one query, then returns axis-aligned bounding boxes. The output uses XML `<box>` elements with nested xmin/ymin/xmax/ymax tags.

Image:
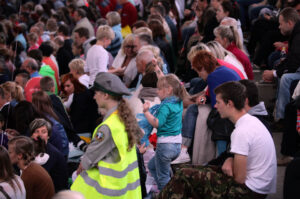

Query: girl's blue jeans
<box><xmin>148</xmin><ymin>143</ymin><xmax>181</xmax><ymax>190</ymax></box>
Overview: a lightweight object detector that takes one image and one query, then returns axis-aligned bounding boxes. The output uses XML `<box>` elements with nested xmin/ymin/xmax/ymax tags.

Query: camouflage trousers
<box><xmin>158</xmin><ymin>165</ymin><xmax>266</xmax><ymax>199</ymax></box>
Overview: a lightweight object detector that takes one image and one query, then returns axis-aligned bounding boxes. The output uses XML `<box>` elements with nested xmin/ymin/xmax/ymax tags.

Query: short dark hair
<box><xmin>280</xmin><ymin>7</ymin><xmax>300</xmax><ymax>23</ymax></box>
<box><xmin>151</xmin><ymin>4</ymin><xmax>166</xmax><ymax>16</ymax></box>
<box><xmin>74</xmin><ymin>27</ymin><xmax>90</xmax><ymax>38</ymax></box>
<box><xmin>16</xmin><ymin>72</ymin><xmax>30</xmax><ymax>82</ymax></box>
<box><xmin>39</xmin><ymin>42</ymin><xmax>53</xmax><ymax>57</ymax></box>
<box><xmin>58</xmin><ymin>24</ymin><xmax>70</xmax><ymax>36</ymax></box>
<box><xmin>40</xmin><ymin>76</ymin><xmax>55</xmax><ymax>92</ymax></box>
<box><xmin>239</xmin><ymin>79</ymin><xmax>259</xmax><ymax>107</ymax></box>
<box><xmin>28</xmin><ymin>49</ymin><xmax>43</xmax><ymax>63</ymax></box>
<box><xmin>29</xmin><ymin>118</ymin><xmax>52</xmax><ymax>137</ymax></box>
<box><xmin>214</xmin><ymin>81</ymin><xmax>247</xmax><ymax>110</ymax></box>
<box><xmin>76</xmin><ymin>8</ymin><xmax>86</xmax><ymax>18</ymax></box>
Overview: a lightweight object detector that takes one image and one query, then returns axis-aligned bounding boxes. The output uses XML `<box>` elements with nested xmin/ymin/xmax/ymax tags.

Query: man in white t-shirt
<box><xmin>158</xmin><ymin>81</ymin><xmax>277</xmax><ymax>198</ymax></box>
<box><xmin>214</xmin><ymin>81</ymin><xmax>277</xmax><ymax>196</ymax></box>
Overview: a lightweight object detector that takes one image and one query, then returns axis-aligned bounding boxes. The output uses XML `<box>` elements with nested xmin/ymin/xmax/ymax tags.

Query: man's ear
<box><xmin>103</xmin><ymin>93</ymin><xmax>110</xmax><ymax>100</ymax></box>
<box><xmin>245</xmin><ymin>98</ymin><xmax>249</xmax><ymax>106</ymax></box>
<box><xmin>227</xmin><ymin>100</ymin><xmax>234</xmax><ymax>108</ymax></box>
<box><xmin>17</xmin><ymin>153</ymin><xmax>23</xmax><ymax>160</ymax></box>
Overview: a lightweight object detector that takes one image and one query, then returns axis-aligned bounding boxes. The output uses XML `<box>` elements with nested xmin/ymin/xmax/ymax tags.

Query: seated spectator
<box><xmin>207</xmin><ymin>41</ymin><xmax>248</xmax><ymax>79</ymax></box>
<box><xmin>71</xmin><ymin>8</ymin><xmax>95</xmax><ymax>40</ymax></box>
<box><xmin>68</xmin><ymin>59</ymin><xmax>90</xmax><ymax>88</ymax></box>
<box><xmin>56</xmin><ymin>24</ymin><xmax>74</xmax><ymax>75</ymax></box>
<box><xmin>173</xmin><ymin>51</ymin><xmax>241</xmax><ymax>164</ymax></box>
<box><xmin>32</xmin><ymin>91</ymin><xmax>69</xmax><ymax>157</ymax></box>
<box><xmin>73</xmin><ymin>27</ymin><xmax>95</xmax><ymax>59</ymax></box>
<box><xmin>112</xmin><ymin>34</ymin><xmax>138</xmax><ymax>87</ymax></box>
<box><xmin>39</xmin><ymin>42</ymin><xmax>60</xmax><ymax>91</ymax></box>
<box><xmin>106</xmin><ymin>11</ymin><xmax>123</xmax><ymax>57</ymax></box>
<box><xmin>214</xmin><ymin>25</ymin><xmax>254</xmax><ymax>80</ymax></box>
<box><xmin>27</xmin><ymin>32</ymin><xmax>39</xmax><ymax>51</ymax></box>
<box><xmin>14</xmin><ymin>72</ymin><xmax>30</xmax><ymax>89</ymax></box>
<box><xmin>8</xmin><ymin>136</ymin><xmax>55</xmax><ymax>199</ymax></box>
<box><xmin>40</xmin><ymin>76</ymin><xmax>87</xmax><ymax>151</ymax></box>
<box><xmin>0</xmin><ymin>145</ymin><xmax>26</xmax><ymax>199</ymax></box>
<box><xmin>159</xmin><ymin>81</ymin><xmax>277</xmax><ymax>198</ymax></box>
<box><xmin>239</xmin><ymin>79</ymin><xmax>270</xmax><ymax>131</ymax></box>
<box><xmin>140</xmin><ymin>45</ymin><xmax>168</xmax><ymax>75</ymax></box>
<box><xmin>0</xmin><ymin>82</ymin><xmax>24</xmax><ymax>129</ymax></box>
<box><xmin>262</xmin><ymin>7</ymin><xmax>300</xmax><ymax>122</ymax></box>
<box><xmin>148</xmin><ymin>19</ymin><xmax>174</xmax><ymax>72</ymax></box>
<box><xmin>215</xmin><ymin>1</ymin><xmax>242</xmax><ymax>44</ymax></box>
<box><xmin>30</xmin><ymin>118</ymin><xmax>68</xmax><ymax>192</ymax></box>
<box><xmin>61</xmin><ymin>74</ymin><xmax>98</xmax><ymax>135</ymax></box>
<box><xmin>118</xmin><ymin>0</ymin><xmax>138</xmax><ymax>28</ymax></box>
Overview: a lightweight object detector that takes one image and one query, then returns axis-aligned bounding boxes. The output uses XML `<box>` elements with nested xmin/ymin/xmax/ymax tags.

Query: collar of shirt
<box><xmin>103</xmin><ymin>106</ymin><xmax>118</xmax><ymax>121</ymax></box>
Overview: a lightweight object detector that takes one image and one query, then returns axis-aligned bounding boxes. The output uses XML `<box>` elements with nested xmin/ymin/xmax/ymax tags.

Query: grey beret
<box><xmin>92</xmin><ymin>72</ymin><xmax>131</xmax><ymax>96</ymax></box>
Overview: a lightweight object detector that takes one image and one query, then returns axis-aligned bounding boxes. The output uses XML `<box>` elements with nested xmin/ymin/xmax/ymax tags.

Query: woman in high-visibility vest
<box><xmin>71</xmin><ymin>72</ymin><xmax>142</xmax><ymax>199</ymax></box>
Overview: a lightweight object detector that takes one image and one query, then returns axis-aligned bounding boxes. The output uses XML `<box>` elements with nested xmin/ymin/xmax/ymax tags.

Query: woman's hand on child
<box><xmin>143</xmin><ymin>102</ymin><xmax>150</xmax><ymax>113</ymax></box>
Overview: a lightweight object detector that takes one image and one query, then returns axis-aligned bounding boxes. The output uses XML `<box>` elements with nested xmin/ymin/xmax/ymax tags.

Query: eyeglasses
<box><xmin>124</xmin><ymin>45</ymin><xmax>137</xmax><ymax>49</ymax></box>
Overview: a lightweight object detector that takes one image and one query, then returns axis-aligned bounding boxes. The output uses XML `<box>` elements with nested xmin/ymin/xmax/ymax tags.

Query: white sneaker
<box><xmin>171</xmin><ymin>148</ymin><xmax>191</xmax><ymax>164</ymax></box>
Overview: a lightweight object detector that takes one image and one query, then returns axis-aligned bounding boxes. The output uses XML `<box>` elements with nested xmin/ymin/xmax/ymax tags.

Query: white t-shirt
<box><xmin>0</xmin><ymin>175</ymin><xmax>26</xmax><ymax>199</ymax></box>
<box><xmin>230</xmin><ymin>113</ymin><xmax>277</xmax><ymax>194</ymax></box>
<box><xmin>79</xmin><ymin>74</ymin><xmax>90</xmax><ymax>88</ymax></box>
<box><xmin>85</xmin><ymin>45</ymin><xmax>109</xmax><ymax>85</ymax></box>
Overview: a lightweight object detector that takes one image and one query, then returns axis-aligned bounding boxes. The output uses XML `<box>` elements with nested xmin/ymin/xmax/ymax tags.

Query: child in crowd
<box><xmin>143</xmin><ymin>74</ymin><xmax>185</xmax><ymax>191</ymax></box>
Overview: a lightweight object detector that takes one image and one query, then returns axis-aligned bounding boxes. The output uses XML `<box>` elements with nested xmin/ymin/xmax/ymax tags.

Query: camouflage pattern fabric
<box><xmin>158</xmin><ymin>165</ymin><xmax>257</xmax><ymax>199</ymax></box>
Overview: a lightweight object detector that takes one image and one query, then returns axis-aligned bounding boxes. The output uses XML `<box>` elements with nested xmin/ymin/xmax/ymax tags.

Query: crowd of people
<box><xmin>0</xmin><ymin>0</ymin><xmax>300</xmax><ymax>198</ymax></box>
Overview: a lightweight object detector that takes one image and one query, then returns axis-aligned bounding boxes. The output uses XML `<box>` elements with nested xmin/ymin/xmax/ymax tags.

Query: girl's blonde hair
<box><xmin>213</xmin><ymin>25</ymin><xmax>243</xmax><ymax>50</ymax></box>
<box><xmin>157</xmin><ymin>74</ymin><xmax>189</xmax><ymax>100</ymax></box>
<box><xmin>1</xmin><ymin>81</ymin><xmax>24</xmax><ymax>102</ymax></box>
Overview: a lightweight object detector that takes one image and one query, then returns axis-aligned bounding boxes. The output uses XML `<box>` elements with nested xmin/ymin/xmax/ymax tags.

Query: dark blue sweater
<box><xmin>207</xmin><ymin>66</ymin><xmax>241</xmax><ymax>107</ymax></box>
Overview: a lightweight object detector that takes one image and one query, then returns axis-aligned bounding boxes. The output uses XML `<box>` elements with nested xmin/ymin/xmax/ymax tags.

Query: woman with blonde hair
<box><xmin>112</xmin><ymin>34</ymin><xmax>139</xmax><ymax>87</ymax></box>
<box><xmin>1</xmin><ymin>81</ymin><xmax>24</xmax><ymax>106</ymax></box>
<box><xmin>207</xmin><ymin>40</ymin><xmax>248</xmax><ymax>79</ymax></box>
<box><xmin>214</xmin><ymin>25</ymin><xmax>253</xmax><ymax>80</ymax></box>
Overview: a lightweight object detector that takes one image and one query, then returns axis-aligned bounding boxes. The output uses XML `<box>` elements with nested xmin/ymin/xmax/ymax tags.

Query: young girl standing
<box><xmin>143</xmin><ymin>74</ymin><xmax>185</xmax><ymax>191</ymax></box>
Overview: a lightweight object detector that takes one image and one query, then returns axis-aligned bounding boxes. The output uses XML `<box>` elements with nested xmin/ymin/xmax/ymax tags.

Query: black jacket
<box><xmin>277</xmin><ymin>21</ymin><xmax>300</xmax><ymax>77</ymax></box>
<box><xmin>69</xmin><ymin>89</ymin><xmax>99</xmax><ymax>134</ymax></box>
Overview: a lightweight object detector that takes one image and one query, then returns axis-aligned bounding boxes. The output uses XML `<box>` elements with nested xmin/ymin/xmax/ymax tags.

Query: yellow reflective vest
<box><xmin>71</xmin><ymin>111</ymin><xmax>141</xmax><ymax>199</ymax></box>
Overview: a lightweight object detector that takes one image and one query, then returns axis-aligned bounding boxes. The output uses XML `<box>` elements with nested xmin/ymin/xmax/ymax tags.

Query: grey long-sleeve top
<box><xmin>81</xmin><ymin>106</ymin><xmax>120</xmax><ymax>170</ymax></box>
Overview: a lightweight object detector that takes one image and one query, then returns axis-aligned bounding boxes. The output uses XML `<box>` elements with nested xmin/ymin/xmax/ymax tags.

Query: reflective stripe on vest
<box><xmin>71</xmin><ymin>111</ymin><xmax>141</xmax><ymax>199</ymax></box>
<box><xmin>80</xmin><ymin>170</ymin><xmax>140</xmax><ymax>197</ymax></box>
<box><xmin>98</xmin><ymin>160</ymin><xmax>138</xmax><ymax>178</ymax></box>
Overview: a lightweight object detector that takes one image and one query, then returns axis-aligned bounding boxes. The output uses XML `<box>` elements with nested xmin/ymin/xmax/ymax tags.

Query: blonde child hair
<box><xmin>157</xmin><ymin>74</ymin><xmax>189</xmax><ymax>101</ymax></box>
<box><xmin>96</xmin><ymin>25</ymin><xmax>115</xmax><ymax>41</ymax></box>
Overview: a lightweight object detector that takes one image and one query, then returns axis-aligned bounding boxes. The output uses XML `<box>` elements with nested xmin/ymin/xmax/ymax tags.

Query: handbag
<box><xmin>207</xmin><ymin>108</ymin><xmax>234</xmax><ymax>141</ymax></box>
